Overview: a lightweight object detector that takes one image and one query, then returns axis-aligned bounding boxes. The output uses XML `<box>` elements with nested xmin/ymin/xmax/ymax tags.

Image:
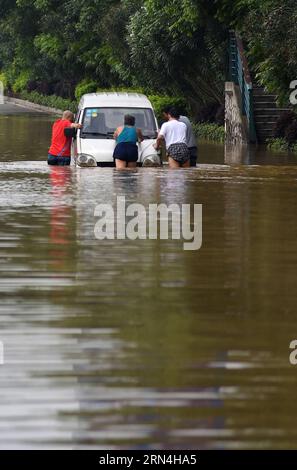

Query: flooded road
<box><xmin>1</xmin><ymin>109</ymin><xmax>297</xmax><ymax>449</ymax></box>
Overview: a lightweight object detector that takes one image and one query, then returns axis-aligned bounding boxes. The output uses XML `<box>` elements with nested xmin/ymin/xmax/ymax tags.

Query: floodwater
<box><xmin>1</xmin><ymin>109</ymin><xmax>297</xmax><ymax>449</ymax></box>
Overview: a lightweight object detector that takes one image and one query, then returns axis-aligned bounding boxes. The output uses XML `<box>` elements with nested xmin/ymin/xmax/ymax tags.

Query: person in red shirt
<box><xmin>48</xmin><ymin>111</ymin><xmax>81</xmax><ymax>166</ymax></box>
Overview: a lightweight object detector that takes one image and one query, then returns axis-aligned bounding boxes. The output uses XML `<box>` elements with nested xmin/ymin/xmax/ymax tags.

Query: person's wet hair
<box><xmin>162</xmin><ymin>106</ymin><xmax>172</xmax><ymax>115</ymax></box>
<box><xmin>124</xmin><ymin>115</ymin><xmax>136</xmax><ymax>126</ymax></box>
<box><xmin>168</xmin><ymin>107</ymin><xmax>180</xmax><ymax>120</ymax></box>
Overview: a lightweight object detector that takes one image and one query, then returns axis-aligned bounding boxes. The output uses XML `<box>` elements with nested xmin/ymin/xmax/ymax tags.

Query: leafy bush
<box><xmin>195</xmin><ymin>102</ymin><xmax>225</xmax><ymax>125</ymax></box>
<box><xmin>267</xmin><ymin>138</ymin><xmax>289</xmax><ymax>152</ymax></box>
<box><xmin>0</xmin><ymin>71</ymin><xmax>8</xmax><ymax>90</ymax></box>
<box><xmin>273</xmin><ymin>111</ymin><xmax>297</xmax><ymax>138</ymax></box>
<box><xmin>147</xmin><ymin>95</ymin><xmax>188</xmax><ymax>122</ymax></box>
<box><xmin>291</xmin><ymin>143</ymin><xmax>297</xmax><ymax>154</ymax></box>
<box><xmin>19</xmin><ymin>91</ymin><xmax>77</xmax><ymax>113</ymax></box>
<box><xmin>285</xmin><ymin>120</ymin><xmax>297</xmax><ymax>145</ymax></box>
<box><xmin>12</xmin><ymin>71</ymin><xmax>31</xmax><ymax>94</ymax></box>
<box><xmin>75</xmin><ymin>80</ymin><xmax>99</xmax><ymax>101</ymax></box>
<box><xmin>192</xmin><ymin>123</ymin><xmax>225</xmax><ymax>143</ymax></box>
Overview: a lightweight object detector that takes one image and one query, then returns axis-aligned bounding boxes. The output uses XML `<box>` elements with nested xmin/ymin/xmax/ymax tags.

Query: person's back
<box><xmin>49</xmin><ymin>119</ymin><xmax>72</xmax><ymax>156</ymax></box>
<box><xmin>48</xmin><ymin>111</ymin><xmax>81</xmax><ymax>166</ymax></box>
<box><xmin>113</xmin><ymin>115</ymin><xmax>143</xmax><ymax>169</ymax></box>
<box><xmin>155</xmin><ymin>108</ymin><xmax>190</xmax><ymax>168</ymax></box>
<box><xmin>160</xmin><ymin>119</ymin><xmax>187</xmax><ymax>148</ymax></box>
<box><xmin>179</xmin><ymin>115</ymin><xmax>197</xmax><ymax>167</ymax></box>
<box><xmin>116</xmin><ymin>126</ymin><xmax>138</xmax><ymax>144</ymax></box>
<box><xmin>179</xmin><ymin>115</ymin><xmax>196</xmax><ymax>148</ymax></box>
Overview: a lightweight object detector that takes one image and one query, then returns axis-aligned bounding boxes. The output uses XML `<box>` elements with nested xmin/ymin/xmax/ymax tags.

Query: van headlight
<box><xmin>77</xmin><ymin>154</ymin><xmax>97</xmax><ymax>167</ymax></box>
<box><xmin>142</xmin><ymin>155</ymin><xmax>162</xmax><ymax>167</ymax></box>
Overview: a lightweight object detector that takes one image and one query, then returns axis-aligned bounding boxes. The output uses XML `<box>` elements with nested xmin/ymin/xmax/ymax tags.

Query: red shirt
<box><xmin>49</xmin><ymin>119</ymin><xmax>72</xmax><ymax>157</ymax></box>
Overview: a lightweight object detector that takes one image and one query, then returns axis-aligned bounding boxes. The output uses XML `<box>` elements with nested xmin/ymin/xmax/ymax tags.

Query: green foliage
<box><xmin>192</xmin><ymin>123</ymin><xmax>225</xmax><ymax>143</ymax></box>
<box><xmin>19</xmin><ymin>90</ymin><xmax>77</xmax><ymax>113</ymax></box>
<box><xmin>291</xmin><ymin>143</ymin><xmax>297</xmax><ymax>154</ymax></box>
<box><xmin>34</xmin><ymin>34</ymin><xmax>63</xmax><ymax>61</ymax></box>
<box><xmin>0</xmin><ymin>71</ymin><xmax>8</xmax><ymax>89</ymax></box>
<box><xmin>267</xmin><ymin>138</ymin><xmax>290</xmax><ymax>152</ymax></box>
<box><xmin>146</xmin><ymin>95</ymin><xmax>188</xmax><ymax>121</ymax></box>
<box><xmin>12</xmin><ymin>70</ymin><xmax>31</xmax><ymax>93</ymax></box>
<box><xmin>269</xmin><ymin>111</ymin><xmax>297</xmax><ymax>150</ymax></box>
<box><xmin>75</xmin><ymin>80</ymin><xmax>99</xmax><ymax>101</ymax></box>
<box><xmin>0</xmin><ymin>0</ymin><xmax>230</xmax><ymax>113</ymax></box>
<box><xmin>241</xmin><ymin>0</ymin><xmax>297</xmax><ymax>106</ymax></box>
<box><xmin>1</xmin><ymin>0</ymin><xmax>295</xmax><ymax>122</ymax></box>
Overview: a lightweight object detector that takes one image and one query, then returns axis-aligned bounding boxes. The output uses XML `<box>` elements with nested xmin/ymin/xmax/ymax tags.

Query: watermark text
<box><xmin>94</xmin><ymin>197</ymin><xmax>202</xmax><ymax>251</ymax></box>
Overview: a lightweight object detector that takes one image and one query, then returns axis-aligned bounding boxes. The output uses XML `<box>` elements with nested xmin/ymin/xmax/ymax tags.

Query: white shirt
<box><xmin>159</xmin><ymin>120</ymin><xmax>187</xmax><ymax>148</ymax></box>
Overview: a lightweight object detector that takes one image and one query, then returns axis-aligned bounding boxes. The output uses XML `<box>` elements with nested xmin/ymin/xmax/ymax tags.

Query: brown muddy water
<box><xmin>1</xmin><ymin>110</ymin><xmax>297</xmax><ymax>449</ymax></box>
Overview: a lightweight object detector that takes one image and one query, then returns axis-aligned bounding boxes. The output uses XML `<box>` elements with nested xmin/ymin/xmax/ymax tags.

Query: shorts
<box><xmin>189</xmin><ymin>147</ymin><xmax>198</xmax><ymax>167</ymax></box>
<box><xmin>113</xmin><ymin>143</ymin><xmax>138</xmax><ymax>163</ymax></box>
<box><xmin>168</xmin><ymin>143</ymin><xmax>190</xmax><ymax>165</ymax></box>
<box><xmin>48</xmin><ymin>154</ymin><xmax>71</xmax><ymax>166</ymax></box>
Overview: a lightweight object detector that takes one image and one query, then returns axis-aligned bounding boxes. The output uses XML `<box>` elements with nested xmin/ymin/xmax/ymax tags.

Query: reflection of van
<box><xmin>72</xmin><ymin>93</ymin><xmax>162</xmax><ymax>167</ymax></box>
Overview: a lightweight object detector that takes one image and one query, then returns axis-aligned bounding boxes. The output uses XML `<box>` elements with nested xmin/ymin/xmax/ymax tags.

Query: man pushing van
<box><xmin>48</xmin><ymin>111</ymin><xmax>82</xmax><ymax>166</ymax></box>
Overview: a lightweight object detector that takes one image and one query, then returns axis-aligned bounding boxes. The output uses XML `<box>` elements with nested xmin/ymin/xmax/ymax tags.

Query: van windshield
<box><xmin>81</xmin><ymin>107</ymin><xmax>157</xmax><ymax>139</ymax></box>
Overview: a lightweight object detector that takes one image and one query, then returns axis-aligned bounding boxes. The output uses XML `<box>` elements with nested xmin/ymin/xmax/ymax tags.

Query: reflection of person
<box><xmin>113</xmin><ymin>115</ymin><xmax>143</xmax><ymax>169</ymax></box>
<box><xmin>154</xmin><ymin>108</ymin><xmax>190</xmax><ymax>169</ymax></box>
<box><xmin>48</xmin><ymin>111</ymin><xmax>82</xmax><ymax>166</ymax></box>
<box><xmin>49</xmin><ymin>167</ymin><xmax>72</xmax><ymax>270</ymax></box>
<box><xmin>162</xmin><ymin>106</ymin><xmax>197</xmax><ymax>167</ymax></box>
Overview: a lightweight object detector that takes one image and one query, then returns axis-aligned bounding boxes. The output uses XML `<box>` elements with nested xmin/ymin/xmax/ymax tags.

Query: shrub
<box><xmin>192</xmin><ymin>123</ymin><xmax>225</xmax><ymax>143</ymax></box>
<box><xmin>267</xmin><ymin>138</ymin><xmax>289</xmax><ymax>152</ymax></box>
<box><xmin>75</xmin><ymin>79</ymin><xmax>99</xmax><ymax>101</ymax></box>
<box><xmin>273</xmin><ymin>111</ymin><xmax>297</xmax><ymax>138</ymax></box>
<box><xmin>147</xmin><ymin>95</ymin><xmax>188</xmax><ymax>122</ymax></box>
<box><xmin>195</xmin><ymin>102</ymin><xmax>224</xmax><ymax>125</ymax></box>
<box><xmin>19</xmin><ymin>91</ymin><xmax>77</xmax><ymax>113</ymax></box>
<box><xmin>291</xmin><ymin>143</ymin><xmax>297</xmax><ymax>154</ymax></box>
<box><xmin>12</xmin><ymin>71</ymin><xmax>31</xmax><ymax>94</ymax></box>
<box><xmin>0</xmin><ymin>71</ymin><xmax>8</xmax><ymax>90</ymax></box>
<box><xmin>285</xmin><ymin>120</ymin><xmax>297</xmax><ymax>146</ymax></box>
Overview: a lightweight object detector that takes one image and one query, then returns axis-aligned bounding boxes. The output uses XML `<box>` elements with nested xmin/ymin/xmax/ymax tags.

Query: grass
<box><xmin>192</xmin><ymin>122</ymin><xmax>225</xmax><ymax>143</ymax></box>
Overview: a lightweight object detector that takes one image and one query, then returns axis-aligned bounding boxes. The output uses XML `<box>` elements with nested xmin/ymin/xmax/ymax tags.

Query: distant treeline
<box><xmin>0</xmin><ymin>0</ymin><xmax>296</xmax><ymax>120</ymax></box>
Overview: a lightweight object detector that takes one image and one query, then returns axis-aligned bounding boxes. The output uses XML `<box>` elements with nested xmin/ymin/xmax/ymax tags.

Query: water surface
<box><xmin>1</xmin><ymin>110</ymin><xmax>297</xmax><ymax>449</ymax></box>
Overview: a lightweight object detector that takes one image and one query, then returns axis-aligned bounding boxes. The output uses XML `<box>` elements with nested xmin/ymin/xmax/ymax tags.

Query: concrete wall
<box><xmin>4</xmin><ymin>96</ymin><xmax>63</xmax><ymax>115</ymax></box>
<box><xmin>225</xmin><ymin>82</ymin><xmax>249</xmax><ymax>145</ymax></box>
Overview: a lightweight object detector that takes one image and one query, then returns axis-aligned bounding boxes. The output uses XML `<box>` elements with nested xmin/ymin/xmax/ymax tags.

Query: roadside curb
<box><xmin>4</xmin><ymin>96</ymin><xmax>63</xmax><ymax>115</ymax></box>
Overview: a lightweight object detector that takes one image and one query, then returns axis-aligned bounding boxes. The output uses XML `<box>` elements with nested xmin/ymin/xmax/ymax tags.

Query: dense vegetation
<box><xmin>0</xmin><ymin>0</ymin><xmax>296</xmax><ymax>124</ymax></box>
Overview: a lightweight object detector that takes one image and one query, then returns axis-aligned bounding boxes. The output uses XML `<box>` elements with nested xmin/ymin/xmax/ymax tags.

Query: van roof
<box><xmin>79</xmin><ymin>92</ymin><xmax>154</xmax><ymax>109</ymax></box>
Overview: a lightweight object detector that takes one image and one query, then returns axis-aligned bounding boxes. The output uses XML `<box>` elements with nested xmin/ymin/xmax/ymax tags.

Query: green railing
<box><xmin>229</xmin><ymin>31</ymin><xmax>257</xmax><ymax>143</ymax></box>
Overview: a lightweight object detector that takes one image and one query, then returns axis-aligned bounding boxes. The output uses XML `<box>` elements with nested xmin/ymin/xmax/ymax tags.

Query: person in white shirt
<box><xmin>154</xmin><ymin>108</ymin><xmax>190</xmax><ymax>168</ymax></box>
<box><xmin>162</xmin><ymin>106</ymin><xmax>198</xmax><ymax>167</ymax></box>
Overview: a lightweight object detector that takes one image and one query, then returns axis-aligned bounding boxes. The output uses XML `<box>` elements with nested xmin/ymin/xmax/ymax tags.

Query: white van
<box><xmin>71</xmin><ymin>92</ymin><xmax>162</xmax><ymax>167</ymax></box>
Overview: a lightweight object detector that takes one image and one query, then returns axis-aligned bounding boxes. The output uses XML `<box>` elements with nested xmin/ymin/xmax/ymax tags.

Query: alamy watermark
<box><xmin>289</xmin><ymin>81</ymin><xmax>297</xmax><ymax>105</ymax></box>
<box><xmin>289</xmin><ymin>340</ymin><xmax>297</xmax><ymax>365</ymax></box>
<box><xmin>94</xmin><ymin>197</ymin><xmax>202</xmax><ymax>251</ymax></box>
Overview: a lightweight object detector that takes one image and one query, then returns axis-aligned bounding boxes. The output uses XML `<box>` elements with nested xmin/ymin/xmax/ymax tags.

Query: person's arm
<box><xmin>114</xmin><ymin>127</ymin><xmax>123</xmax><ymax>140</ymax></box>
<box><xmin>154</xmin><ymin>134</ymin><xmax>165</xmax><ymax>150</ymax></box>
<box><xmin>137</xmin><ymin>128</ymin><xmax>144</xmax><ymax>143</ymax></box>
<box><xmin>154</xmin><ymin>123</ymin><xmax>166</xmax><ymax>150</ymax></box>
<box><xmin>71</xmin><ymin>123</ymin><xmax>82</xmax><ymax>129</ymax></box>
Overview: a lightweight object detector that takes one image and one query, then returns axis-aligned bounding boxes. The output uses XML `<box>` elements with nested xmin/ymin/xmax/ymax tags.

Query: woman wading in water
<box><xmin>113</xmin><ymin>115</ymin><xmax>144</xmax><ymax>169</ymax></box>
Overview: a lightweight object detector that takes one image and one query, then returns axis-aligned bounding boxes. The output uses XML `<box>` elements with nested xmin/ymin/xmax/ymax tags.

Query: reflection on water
<box><xmin>1</xmin><ymin>113</ymin><xmax>297</xmax><ymax>449</ymax></box>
